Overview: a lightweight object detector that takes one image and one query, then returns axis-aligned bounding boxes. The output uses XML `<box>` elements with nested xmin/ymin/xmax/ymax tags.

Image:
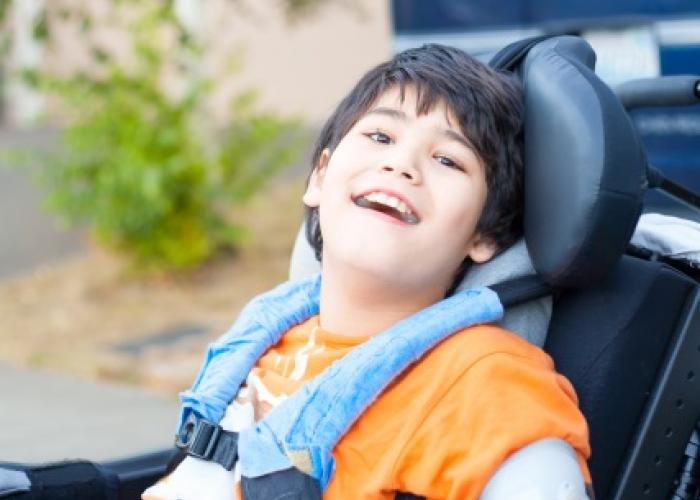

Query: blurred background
<box><xmin>0</xmin><ymin>0</ymin><xmax>698</xmax><ymax>464</ymax></box>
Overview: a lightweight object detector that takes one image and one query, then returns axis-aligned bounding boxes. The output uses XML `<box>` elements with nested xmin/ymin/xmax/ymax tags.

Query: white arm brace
<box><xmin>480</xmin><ymin>439</ymin><xmax>590</xmax><ymax>500</ymax></box>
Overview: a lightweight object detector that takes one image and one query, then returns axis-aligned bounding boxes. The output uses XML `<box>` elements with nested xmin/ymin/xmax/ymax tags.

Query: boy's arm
<box><xmin>480</xmin><ymin>439</ymin><xmax>593</xmax><ymax>500</ymax></box>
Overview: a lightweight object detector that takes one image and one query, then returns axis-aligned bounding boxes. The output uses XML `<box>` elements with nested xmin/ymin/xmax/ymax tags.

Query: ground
<box><xmin>0</xmin><ymin>176</ymin><xmax>307</xmax><ymax>397</ymax></box>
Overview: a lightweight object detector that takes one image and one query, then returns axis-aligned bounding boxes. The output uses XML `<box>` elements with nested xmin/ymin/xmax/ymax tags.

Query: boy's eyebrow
<box><xmin>442</xmin><ymin>129</ymin><xmax>475</xmax><ymax>150</ymax></box>
<box><xmin>366</xmin><ymin>107</ymin><xmax>407</xmax><ymax>121</ymax></box>
<box><xmin>366</xmin><ymin>107</ymin><xmax>475</xmax><ymax>150</ymax></box>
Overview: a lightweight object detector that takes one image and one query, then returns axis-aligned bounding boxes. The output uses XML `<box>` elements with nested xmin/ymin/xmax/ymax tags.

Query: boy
<box><xmin>144</xmin><ymin>44</ymin><xmax>591</xmax><ymax>499</ymax></box>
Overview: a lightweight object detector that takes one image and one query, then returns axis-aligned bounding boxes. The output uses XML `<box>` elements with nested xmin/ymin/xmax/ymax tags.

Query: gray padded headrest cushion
<box><xmin>289</xmin><ymin>226</ymin><xmax>551</xmax><ymax>347</ymax></box>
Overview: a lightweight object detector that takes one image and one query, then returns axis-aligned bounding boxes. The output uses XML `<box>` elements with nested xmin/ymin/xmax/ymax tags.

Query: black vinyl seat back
<box><xmin>545</xmin><ymin>257</ymin><xmax>699</xmax><ymax>499</ymax></box>
<box><xmin>492</xmin><ymin>36</ymin><xmax>700</xmax><ymax>499</ymax></box>
<box><xmin>499</xmin><ymin>36</ymin><xmax>700</xmax><ymax>499</ymax></box>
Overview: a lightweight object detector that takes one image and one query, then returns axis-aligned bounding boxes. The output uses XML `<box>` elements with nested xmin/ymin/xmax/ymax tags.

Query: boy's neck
<box><xmin>318</xmin><ymin>260</ymin><xmax>447</xmax><ymax>338</ymax></box>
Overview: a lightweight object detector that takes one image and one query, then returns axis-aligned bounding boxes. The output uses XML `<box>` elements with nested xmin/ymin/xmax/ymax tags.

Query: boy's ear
<box><xmin>302</xmin><ymin>148</ymin><xmax>330</xmax><ymax>208</ymax></box>
<box><xmin>466</xmin><ymin>233</ymin><xmax>497</xmax><ymax>264</ymax></box>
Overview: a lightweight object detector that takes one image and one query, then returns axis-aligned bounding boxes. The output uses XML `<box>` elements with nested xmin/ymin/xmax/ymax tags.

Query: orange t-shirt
<box><xmin>146</xmin><ymin>315</ymin><xmax>591</xmax><ymax>499</ymax></box>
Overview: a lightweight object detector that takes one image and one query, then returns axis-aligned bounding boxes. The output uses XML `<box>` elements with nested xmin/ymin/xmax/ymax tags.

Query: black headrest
<box><xmin>505</xmin><ymin>36</ymin><xmax>647</xmax><ymax>288</ymax></box>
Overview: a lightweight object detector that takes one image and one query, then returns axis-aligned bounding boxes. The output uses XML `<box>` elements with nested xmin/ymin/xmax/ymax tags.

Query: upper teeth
<box><xmin>363</xmin><ymin>192</ymin><xmax>412</xmax><ymax>216</ymax></box>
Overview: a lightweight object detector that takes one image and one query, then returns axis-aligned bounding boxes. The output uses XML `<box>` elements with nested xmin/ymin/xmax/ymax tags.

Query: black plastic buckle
<box><xmin>188</xmin><ymin>420</ymin><xmax>220</xmax><ymax>460</ymax></box>
<box><xmin>174</xmin><ymin>412</ymin><xmax>199</xmax><ymax>450</ymax></box>
<box><xmin>174</xmin><ymin>414</ymin><xmax>238</xmax><ymax>470</ymax></box>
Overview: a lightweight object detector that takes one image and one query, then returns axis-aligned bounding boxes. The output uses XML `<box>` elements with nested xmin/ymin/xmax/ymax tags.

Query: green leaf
<box><xmin>91</xmin><ymin>47</ymin><xmax>110</xmax><ymax>64</ymax></box>
<box><xmin>0</xmin><ymin>0</ymin><xmax>11</xmax><ymax>25</ymax></box>
<box><xmin>32</xmin><ymin>10</ymin><xmax>49</xmax><ymax>42</ymax></box>
<box><xmin>80</xmin><ymin>14</ymin><xmax>93</xmax><ymax>33</ymax></box>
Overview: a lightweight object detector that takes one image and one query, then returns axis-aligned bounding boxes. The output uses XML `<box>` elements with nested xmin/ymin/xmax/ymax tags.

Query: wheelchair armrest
<box><xmin>615</xmin><ymin>75</ymin><xmax>700</xmax><ymax>111</ymax></box>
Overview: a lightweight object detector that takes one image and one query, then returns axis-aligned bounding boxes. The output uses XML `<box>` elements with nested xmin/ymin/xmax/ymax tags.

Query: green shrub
<box><xmin>20</xmin><ymin>2</ymin><xmax>305</xmax><ymax>272</ymax></box>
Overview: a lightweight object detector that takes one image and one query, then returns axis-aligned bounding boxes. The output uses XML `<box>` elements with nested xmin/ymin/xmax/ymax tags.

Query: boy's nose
<box><xmin>380</xmin><ymin>164</ymin><xmax>421</xmax><ymax>184</ymax></box>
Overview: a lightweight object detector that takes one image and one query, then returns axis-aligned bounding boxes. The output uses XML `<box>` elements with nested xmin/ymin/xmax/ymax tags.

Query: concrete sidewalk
<box><xmin>0</xmin><ymin>362</ymin><xmax>179</xmax><ymax>463</ymax></box>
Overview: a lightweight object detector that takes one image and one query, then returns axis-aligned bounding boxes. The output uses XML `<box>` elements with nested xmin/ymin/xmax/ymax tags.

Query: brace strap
<box><xmin>175</xmin><ymin>414</ymin><xmax>239</xmax><ymax>471</ymax></box>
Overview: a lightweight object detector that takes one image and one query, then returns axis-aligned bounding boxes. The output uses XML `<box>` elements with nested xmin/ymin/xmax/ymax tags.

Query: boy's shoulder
<box><xmin>422</xmin><ymin>323</ymin><xmax>554</xmax><ymax>374</ymax></box>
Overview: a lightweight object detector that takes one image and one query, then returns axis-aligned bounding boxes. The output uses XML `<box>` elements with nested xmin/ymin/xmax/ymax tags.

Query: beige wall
<box><xmin>206</xmin><ymin>1</ymin><xmax>392</xmax><ymax>124</ymax></box>
<box><xmin>7</xmin><ymin>0</ymin><xmax>392</xmax><ymax>127</ymax></box>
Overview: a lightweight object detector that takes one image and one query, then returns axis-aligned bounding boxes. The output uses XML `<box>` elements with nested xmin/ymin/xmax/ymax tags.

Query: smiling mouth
<box><xmin>353</xmin><ymin>191</ymin><xmax>420</xmax><ymax>224</ymax></box>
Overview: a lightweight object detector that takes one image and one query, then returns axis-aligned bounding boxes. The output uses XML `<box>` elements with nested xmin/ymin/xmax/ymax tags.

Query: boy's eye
<box><xmin>366</xmin><ymin>131</ymin><xmax>392</xmax><ymax>144</ymax></box>
<box><xmin>435</xmin><ymin>155</ymin><xmax>465</xmax><ymax>172</ymax></box>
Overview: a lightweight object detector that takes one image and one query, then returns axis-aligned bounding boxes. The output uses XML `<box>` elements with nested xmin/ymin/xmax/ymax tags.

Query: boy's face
<box><xmin>304</xmin><ymin>86</ymin><xmax>496</xmax><ymax>298</ymax></box>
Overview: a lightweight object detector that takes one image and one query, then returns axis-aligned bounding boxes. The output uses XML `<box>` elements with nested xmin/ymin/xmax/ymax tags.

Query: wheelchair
<box><xmin>2</xmin><ymin>35</ymin><xmax>700</xmax><ymax>500</ymax></box>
